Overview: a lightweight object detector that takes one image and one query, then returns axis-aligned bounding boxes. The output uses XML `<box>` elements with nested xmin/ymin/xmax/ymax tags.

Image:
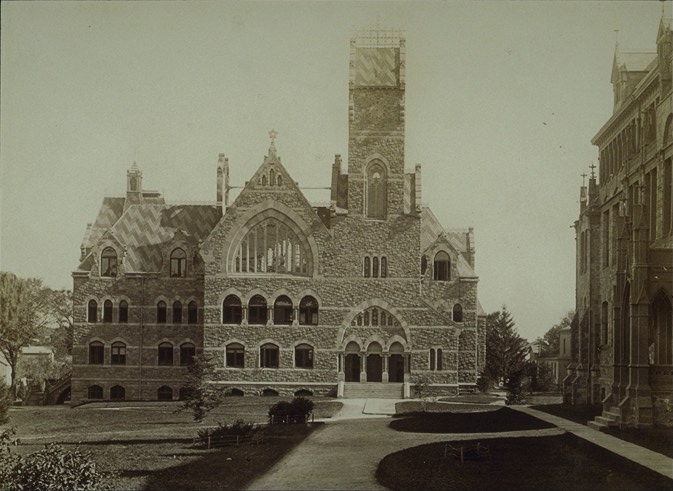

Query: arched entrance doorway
<box><xmin>367</xmin><ymin>342</ymin><xmax>383</xmax><ymax>383</ymax></box>
<box><xmin>344</xmin><ymin>341</ymin><xmax>361</xmax><ymax>382</ymax></box>
<box><xmin>389</xmin><ymin>342</ymin><xmax>405</xmax><ymax>383</ymax></box>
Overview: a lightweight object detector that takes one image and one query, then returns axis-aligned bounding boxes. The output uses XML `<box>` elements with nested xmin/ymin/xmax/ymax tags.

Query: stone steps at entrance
<box><xmin>343</xmin><ymin>382</ymin><xmax>404</xmax><ymax>399</ymax></box>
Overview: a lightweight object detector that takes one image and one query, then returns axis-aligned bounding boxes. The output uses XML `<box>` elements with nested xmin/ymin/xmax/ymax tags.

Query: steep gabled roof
<box><xmin>420</xmin><ymin>207</ymin><xmax>469</xmax><ymax>254</ymax></box>
<box><xmin>81</xmin><ymin>197</ymin><xmax>125</xmax><ymax>249</ymax></box>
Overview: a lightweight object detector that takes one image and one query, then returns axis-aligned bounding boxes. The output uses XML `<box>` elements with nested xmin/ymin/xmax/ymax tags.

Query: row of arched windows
<box><xmin>351</xmin><ymin>307</ymin><xmax>400</xmax><ymax>327</ymax></box>
<box><xmin>100</xmin><ymin>247</ymin><xmax>189</xmax><ymax>278</ymax></box>
<box><xmin>429</xmin><ymin>347</ymin><xmax>444</xmax><ymax>370</ymax></box>
<box><xmin>86</xmin><ymin>385</ymin><xmax>314</xmax><ymax>401</ymax></box>
<box><xmin>260</xmin><ymin>169</ymin><xmax>283</xmax><ymax>187</ymax></box>
<box><xmin>87</xmin><ymin>299</ymin><xmax>198</xmax><ymax>324</ymax></box>
<box><xmin>225</xmin><ymin>342</ymin><xmax>314</xmax><ymax>369</ymax></box>
<box><xmin>222</xmin><ymin>295</ymin><xmax>319</xmax><ymax>326</ymax></box>
<box><xmin>88</xmin><ymin>341</ymin><xmax>195</xmax><ymax>366</ymax></box>
<box><xmin>363</xmin><ymin>256</ymin><xmax>387</xmax><ymax>278</ymax></box>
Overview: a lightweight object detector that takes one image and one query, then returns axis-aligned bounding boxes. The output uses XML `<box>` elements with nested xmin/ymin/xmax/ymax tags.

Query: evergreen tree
<box><xmin>540</xmin><ymin>310</ymin><xmax>574</xmax><ymax>356</ymax></box>
<box><xmin>484</xmin><ymin>306</ymin><xmax>530</xmax><ymax>386</ymax></box>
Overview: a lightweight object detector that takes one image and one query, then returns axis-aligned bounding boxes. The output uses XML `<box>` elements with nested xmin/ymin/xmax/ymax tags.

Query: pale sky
<box><xmin>0</xmin><ymin>0</ymin><xmax>667</xmax><ymax>341</ymax></box>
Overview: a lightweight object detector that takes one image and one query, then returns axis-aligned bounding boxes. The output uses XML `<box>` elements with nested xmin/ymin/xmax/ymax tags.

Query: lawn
<box><xmin>376</xmin><ymin>433</ymin><xmax>673</xmax><ymax>490</ymax></box>
<box><xmin>4</xmin><ymin>397</ymin><xmax>342</xmax><ymax>490</ymax></box>
<box><xmin>390</xmin><ymin>406</ymin><xmax>555</xmax><ymax>433</ymax></box>
<box><xmin>530</xmin><ymin>403</ymin><xmax>603</xmax><ymax>425</ymax></box>
<box><xmin>395</xmin><ymin>400</ymin><xmax>501</xmax><ymax>414</ymax></box>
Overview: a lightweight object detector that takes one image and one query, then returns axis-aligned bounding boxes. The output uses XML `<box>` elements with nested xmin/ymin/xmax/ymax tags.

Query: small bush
<box><xmin>268</xmin><ymin>397</ymin><xmax>314</xmax><ymax>424</ymax></box>
<box><xmin>476</xmin><ymin>373</ymin><xmax>492</xmax><ymax>394</ymax></box>
<box><xmin>0</xmin><ymin>383</ymin><xmax>11</xmax><ymax>425</ymax></box>
<box><xmin>197</xmin><ymin>420</ymin><xmax>258</xmax><ymax>440</ymax></box>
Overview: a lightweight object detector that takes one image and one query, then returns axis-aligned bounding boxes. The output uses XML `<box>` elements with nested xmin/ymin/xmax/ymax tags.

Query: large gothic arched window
<box><xmin>366</xmin><ymin>161</ymin><xmax>387</xmax><ymax>219</ymax></box>
<box><xmin>232</xmin><ymin>217</ymin><xmax>310</xmax><ymax>276</ymax></box>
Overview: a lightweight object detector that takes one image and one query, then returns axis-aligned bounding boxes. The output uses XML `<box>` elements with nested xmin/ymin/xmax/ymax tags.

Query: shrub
<box><xmin>0</xmin><ymin>430</ymin><xmax>111</xmax><ymax>491</ymax></box>
<box><xmin>476</xmin><ymin>373</ymin><xmax>492</xmax><ymax>394</ymax></box>
<box><xmin>0</xmin><ymin>383</ymin><xmax>11</xmax><ymax>425</ymax></box>
<box><xmin>268</xmin><ymin>397</ymin><xmax>314</xmax><ymax>424</ymax></box>
<box><xmin>196</xmin><ymin>420</ymin><xmax>258</xmax><ymax>440</ymax></box>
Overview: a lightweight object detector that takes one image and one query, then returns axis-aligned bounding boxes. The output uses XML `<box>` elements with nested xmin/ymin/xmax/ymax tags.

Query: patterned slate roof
<box><xmin>111</xmin><ymin>204</ymin><xmax>221</xmax><ymax>272</ymax></box>
<box><xmin>355</xmin><ymin>47</ymin><xmax>399</xmax><ymax>87</ymax></box>
<box><xmin>77</xmin><ymin>198</ymin><xmax>221</xmax><ymax>273</ymax></box>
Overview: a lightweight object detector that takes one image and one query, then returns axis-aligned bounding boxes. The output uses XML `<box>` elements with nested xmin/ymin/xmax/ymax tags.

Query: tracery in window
<box><xmin>101</xmin><ymin>247</ymin><xmax>117</xmax><ymax>277</ymax></box>
<box><xmin>233</xmin><ymin>217</ymin><xmax>309</xmax><ymax>276</ymax></box>
<box><xmin>351</xmin><ymin>307</ymin><xmax>399</xmax><ymax>327</ymax></box>
<box><xmin>366</xmin><ymin>161</ymin><xmax>387</xmax><ymax>219</ymax></box>
<box><xmin>171</xmin><ymin>248</ymin><xmax>187</xmax><ymax>277</ymax></box>
<box><xmin>260</xmin><ymin>343</ymin><xmax>279</xmax><ymax>368</ymax></box>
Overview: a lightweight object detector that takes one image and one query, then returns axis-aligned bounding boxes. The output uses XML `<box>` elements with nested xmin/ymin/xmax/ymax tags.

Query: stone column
<box><xmin>360</xmin><ymin>352</ymin><xmax>367</xmax><ymax>382</ymax></box>
<box><xmin>292</xmin><ymin>306</ymin><xmax>299</xmax><ymax>327</ymax></box>
<box><xmin>338</xmin><ymin>353</ymin><xmax>345</xmax><ymax>382</ymax></box>
<box><xmin>382</xmin><ymin>353</ymin><xmax>389</xmax><ymax>383</ymax></box>
<box><xmin>241</xmin><ymin>306</ymin><xmax>248</xmax><ymax>326</ymax></box>
<box><xmin>267</xmin><ymin>306</ymin><xmax>273</xmax><ymax>327</ymax></box>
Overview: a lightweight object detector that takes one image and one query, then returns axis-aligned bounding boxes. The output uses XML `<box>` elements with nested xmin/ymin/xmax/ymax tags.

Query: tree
<box><xmin>178</xmin><ymin>354</ymin><xmax>228</xmax><ymax>422</ymax></box>
<box><xmin>0</xmin><ymin>273</ymin><xmax>50</xmax><ymax>397</ymax></box>
<box><xmin>44</xmin><ymin>288</ymin><xmax>74</xmax><ymax>360</ymax></box>
<box><xmin>483</xmin><ymin>306</ymin><xmax>530</xmax><ymax>387</ymax></box>
<box><xmin>540</xmin><ymin>310</ymin><xmax>574</xmax><ymax>356</ymax></box>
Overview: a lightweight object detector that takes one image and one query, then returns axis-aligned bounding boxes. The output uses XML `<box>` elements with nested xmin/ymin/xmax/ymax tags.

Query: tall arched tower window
<box><xmin>366</xmin><ymin>161</ymin><xmax>387</xmax><ymax>219</ymax></box>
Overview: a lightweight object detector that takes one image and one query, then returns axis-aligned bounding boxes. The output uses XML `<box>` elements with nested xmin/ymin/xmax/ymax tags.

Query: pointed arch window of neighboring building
<box><xmin>111</xmin><ymin>341</ymin><xmax>126</xmax><ymax>365</ymax></box>
<box><xmin>373</xmin><ymin>257</ymin><xmax>379</xmax><ymax>278</ymax></box>
<box><xmin>88</xmin><ymin>385</ymin><xmax>103</xmax><ymax>399</ymax></box>
<box><xmin>437</xmin><ymin>348</ymin><xmax>443</xmax><ymax>370</ymax></box>
<box><xmin>380</xmin><ymin>256</ymin><xmax>387</xmax><ymax>278</ymax></box>
<box><xmin>453</xmin><ymin>304</ymin><xmax>463</xmax><ymax>323</ymax></box>
<box><xmin>274</xmin><ymin>296</ymin><xmax>293</xmax><ymax>325</ymax></box>
<box><xmin>226</xmin><ymin>343</ymin><xmax>245</xmax><ymax>368</ymax></box>
<box><xmin>171</xmin><ymin>248</ymin><xmax>187</xmax><ymax>277</ymax></box>
<box><xmin>366</xmin><ymin>161</ymin><xmax>387</xmax><ymax>219</ymax></box>
<box><xmin>180</xmin><ymin>342</ymin><xmax>195</xmax><ymax>366</ymax></box>
<box><xmin>88</xmin><ymin>300</ymin><xmax>98</xmax><ymax>323</ymax></box>
<box><xmin>188</xmin><ymin>301</ymin><xmax>198</xmax><ymax>324</ymax></box>
<box><xmin>223</xmin><ymin>295</ymin><xmax>242</xmax><ymax>324</ymax></box>
<box><xmin>299</xmin><ymin>296</ymin><xmax>319</xmax><ymax>325</ymax></box>
<box><xmin>248</xmin><ymin>295</ymin><xmax>268</xmax><ymax>325</ymax></box>
<box><xmin>364</xmin><ymin>257</ymin><xmax>371</xmax><ymax>277</ymax></box>
<box><xmin>110</xmin><ymin>385</ymin><xmax>125</xmax><ymax>401</ymax></box>
<box><xmin>103</xmin><ymin>300</ymin><xmax>113</xmax><ymax>323</ymax></box>
<box><xmin>429</xmin><ymin>348</ymin><xmax>436</xmax><ymax>370</ymax></box>
<box><xmin>157</xmin><ymin>301</ymin><xmax>167</xmax><ymax>324</ymax></box>
<box><xmin>233</xmin><ymin>217</ymin><xmax>310</xmax><ymax>276</ymax></box>
<box><xmin>119</xmin><ymin>300</ymin><xmax>129</xmax><ymax>323</ymax></box>
<box><xmin>89</xmin><ymin>341</ymin><xmax>104</xmax><ymax>365</ymax></box>
<box><xmin>434</xmin><ymin>251</ymin><xmax>450</xmax><ymax>281</ymax></box>
<box><xmin>173</xmin><ymin>301</ymin><xmax>182</xmax><ymax>324</ymax></box>
<box><xmin>101</xmin><ymin>247</ymin><xmax>118</xmax><ymax>277</ymax></box>
<box><xmin>158</xmin><ymin>342</ymin><xmax>173</xmax><ymax>366</ymax></box>
<box><xmin>158</xmin><ymin>386</ymin><xmax>173</xmax><ymax>401</ymax></box>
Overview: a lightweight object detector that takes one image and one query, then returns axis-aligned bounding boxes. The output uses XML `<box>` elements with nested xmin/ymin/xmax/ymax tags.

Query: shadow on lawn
<box><xmin>377</xmin><ymin>433</ymin><xmax>673</xmax><ymax>491</ymax></box>
<box><xmin>140</xmin><ymin>424</ymin><xmax>321</xmax><ymax>491</ymax></box>
<box><xmin>390</xmin><ymin>407</ymin><xmax>554</xmax><ymax>433</ymax></box>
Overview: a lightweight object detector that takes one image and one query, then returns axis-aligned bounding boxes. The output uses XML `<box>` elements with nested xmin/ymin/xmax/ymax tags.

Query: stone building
<box><xmin>71</xmin><ymin>31</ymin><xmax>485</xmax><ymax>404</ymax></box>
<box><xmin>566</xmin><ymin>15</ymin><xmax>673</xmax><ymax>428</ymax></box>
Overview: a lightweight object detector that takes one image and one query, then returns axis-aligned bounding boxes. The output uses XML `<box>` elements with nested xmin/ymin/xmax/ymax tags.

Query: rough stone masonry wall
<box><xmin>71</xmin><ymin>274</ymin><xmax>206</xmax><ymax>403</ymax></box>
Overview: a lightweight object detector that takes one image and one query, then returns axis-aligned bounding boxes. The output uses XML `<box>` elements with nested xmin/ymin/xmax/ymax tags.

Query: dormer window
<box><xmin>433</xmin><ymin>251</ymin><xmax>450</xmax><ymax>281</ymax></box>
<box><xmin>101</xmin><ymin>247</ymin><xmax>118</xmax><ymax>277</ymax></box>
<box><xmin>171</xmin><ymin>248</ymin><xmax>187</xmax><ymax>277</ymax></box>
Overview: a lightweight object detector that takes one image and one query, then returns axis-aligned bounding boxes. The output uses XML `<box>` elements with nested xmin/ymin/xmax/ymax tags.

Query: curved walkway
<box><xmin>247</xmin><ymin>399</ymin><xmax>673</xmax><ymax>490</ymax></box>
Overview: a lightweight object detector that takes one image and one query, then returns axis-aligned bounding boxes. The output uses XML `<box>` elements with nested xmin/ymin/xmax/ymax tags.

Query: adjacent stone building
<box><xmin>71</xmin><ymin>31</ymin><xmax>485</xmax><ymax>404</ymax></box>
<box><xmin>566</xmin><ymin>15</ymin><xmax>673</xmax><ymax>428</ymax></box>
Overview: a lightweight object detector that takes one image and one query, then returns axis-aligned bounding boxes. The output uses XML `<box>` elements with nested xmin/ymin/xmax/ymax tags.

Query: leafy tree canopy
<box><xmin>539</xmin><ymin>310</ymin><xmax>574</xmax><ymax>356</ymax></box>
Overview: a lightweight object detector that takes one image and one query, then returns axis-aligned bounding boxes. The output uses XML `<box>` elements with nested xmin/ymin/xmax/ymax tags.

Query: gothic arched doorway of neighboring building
<box><xmin>389</xmin><ymin>342</ymin><xmax>405</xmax><ymax>383</ymax></box>
<box><xmin>649</xmin><ymin>290</ymin><xmax>672</xmax><ymax>390</ymax></box>
<box><xmin>345</xmin><ymin>341</ymin><xmax>361</xmax><ymax>382</ymax></box>
<box><xmin>367</xmin><ymin>342</ymin><xmax>383</xmax><ymax>382</ymax></box>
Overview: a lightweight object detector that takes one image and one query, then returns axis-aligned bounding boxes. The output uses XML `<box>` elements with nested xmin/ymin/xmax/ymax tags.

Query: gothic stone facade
<box><xmin>71</xmin><ymin>34</ymin><xmax>485</xmax><ymax>404</ymax></box>
<box><xmin>566</xmin><ymin>16</ymin><xmax>673</xmax><ymax>427</ymax></box>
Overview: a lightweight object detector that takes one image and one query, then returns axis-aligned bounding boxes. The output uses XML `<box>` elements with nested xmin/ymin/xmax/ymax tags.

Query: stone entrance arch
<box><xmin>366</xmin><ymin>342</ymin><xmax>383</xmax><ymax>383</ymax></box>
<box><xmin>389</xmin><ymin>342</ymin><xmax>405</xmax><ymax>383</ymax></box>
<box><xmin>344</xmin><ymin>341</ymin><xmax>361</xmax><ymax>382</ymax></box>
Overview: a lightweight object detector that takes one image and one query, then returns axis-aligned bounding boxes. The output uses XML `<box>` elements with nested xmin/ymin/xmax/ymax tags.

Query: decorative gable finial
<box><xmin>268</xmin><ymin>129</ymin><xmax>278</xmax><ymax>157</ymax></box>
